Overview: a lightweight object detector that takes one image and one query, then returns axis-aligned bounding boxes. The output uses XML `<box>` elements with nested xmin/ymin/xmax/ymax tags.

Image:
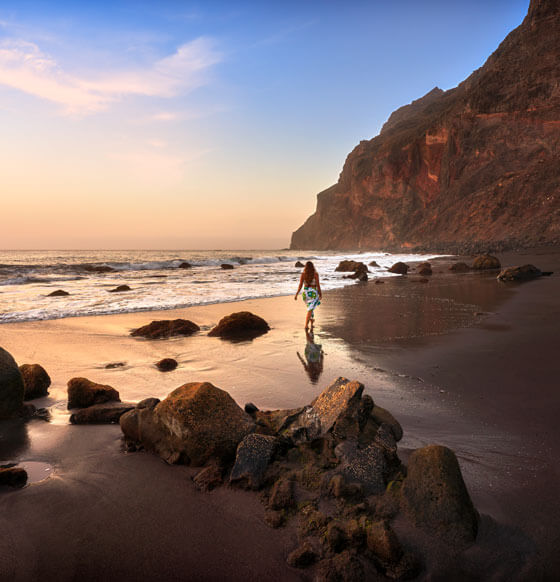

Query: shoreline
<box><xmin>1</xmin><ymin>246</ymin><xmax>559</xmax><ymax>580</ymax></box>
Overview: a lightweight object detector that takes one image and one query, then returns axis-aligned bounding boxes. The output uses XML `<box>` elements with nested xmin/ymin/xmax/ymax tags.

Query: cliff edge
<box><xmin>291</xmin><ymin>0</ymin><xmax>560</xmax><ymax>252</ymax></box>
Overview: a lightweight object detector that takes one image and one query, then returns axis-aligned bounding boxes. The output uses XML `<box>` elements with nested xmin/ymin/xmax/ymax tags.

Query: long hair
<box><xmin>303</xmin><ymin>261</ymin><xmax>316</xmax><ymax>285</ymax></box>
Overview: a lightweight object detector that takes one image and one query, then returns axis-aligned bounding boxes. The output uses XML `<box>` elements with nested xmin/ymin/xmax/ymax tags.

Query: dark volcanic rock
<box><xmin>156</xmin><ymin>358</ymin><xmax>178</xmax><ymax>372</ymax></box>
<box><xmin>291</xmin><ymin>1</ymin><xmax>560</xmax><ymax>251</ymax></box>
<box><xmin>0</xmin><ymin>347</ymin><xmax>24</xmax><ymax>419</ymax></box>
<box><xmin>401</xmin><ymin>444</ymin><xmax>478</xmax><ymax>547</ymax></box>
<box><xmin>178</xmin><ymin>262</ymin><xmax>192</xmax><ymax>269</ymax></box>
<box><xmin>221</xmin><ymin>263</ymin><xmax>234</xmax><ymax>270</ymax></box>
<box><xmin>48</xmin><ymin>289</ymin><xmax>69</xmax><ymax>297</ymax></box>
<box><xmin>120</xmin><ymin>382</ymin><xmax>255</xmax><ymax>466</ymax></box>
<box><xmin>335</xmin><ymin>440</ymin><xmax>388</xmax><ymax>495</ymax></box>
<box><xmin>19</xmin><ymin>364</ymin><xmax>51</xmax><ymax>400</ymax></box>
<box><xmin>388</xmin><ymin>262</ymin><xmax>409</xmax><ymax>275</ymax></box>
<box><xmin>472</xmin><ymin>254</ymin><xmax>501</xmax><ymax>270</ymax></box>
<box><xmin>131</xmin><ymin>319</ymin><xmax>200</xmax><ymax>339</ymax></box>
<box><xmin>208</xmin><ymin>311</ymin><xmax>270</xmax><ymax>340</ymax></box>
<box><xmin>67</xmin><ymin>377</ymin><xmax>120</xmax><ymax>409</ymax></box>
<box><xmin>295</xmin><ymin>261</ymin><xmax>305</xmax><ymax>268</ymax></box>
<box><xmin>335</xmin><ymin>260</ymin><xmax>368</xmax><ymax>272</ymax></box>
<box><xmin>230</xmin><ymin>433</ymin><xmax>278</xmax><ymax>489</ymax></box>
<box><xmin>497</xmin><ymin>264</ymin><xmax>543</xmax><ymax>281</ymax></box>
<box><xmin>70</xmin><ymin>402</ymin><xmax>135</xmax><ymax>424</ymax></box>
<box><xmin>449</xmin><ymin>262</ymin><xmax>470</xmax><ymax>272</ymax></box>
<box><xmin>108</xmin><ymin>285</ymin><xmax>131</xmax><ymax>293</ymax></box>
<box><xmin>0</xmin><ymin>465</ymin><xmax>28</xmax><ymax>488</ymax></box>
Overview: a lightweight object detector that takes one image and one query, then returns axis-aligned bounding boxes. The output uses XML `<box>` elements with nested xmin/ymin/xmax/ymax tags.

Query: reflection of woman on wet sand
<box><xmin>297</xmin><ymin>329</ymin><xmax>324</xmax><ymax>384</ymax></box>
<box><xmin>294</xmin><ymin>261</ymin><xmax>322</xmax><ymax>331</ymax></box>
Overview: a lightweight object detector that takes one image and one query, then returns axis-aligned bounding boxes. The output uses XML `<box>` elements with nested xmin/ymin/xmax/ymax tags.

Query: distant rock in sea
<box><xmin>48</xmin><ymin>289</ymin><xmax>69</xmax><ymax>297</ymax></box>
<box><xmin>291</xmin><ymin>0</ymin><xmax>560</xmax><ymax>251</ymax></box>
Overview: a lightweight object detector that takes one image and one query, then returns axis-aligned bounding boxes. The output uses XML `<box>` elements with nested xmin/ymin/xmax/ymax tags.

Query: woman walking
<box><xmin>294</xmin><ymin>261</ymin><xmax>322</xmax><ymax>330</ymax></box>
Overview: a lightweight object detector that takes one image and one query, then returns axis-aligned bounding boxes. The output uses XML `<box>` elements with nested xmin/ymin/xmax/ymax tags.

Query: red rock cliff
<box><xmin>291</xmin><ymin>0</ymin><xmax>560</xmax><ymax>251</ymax></box>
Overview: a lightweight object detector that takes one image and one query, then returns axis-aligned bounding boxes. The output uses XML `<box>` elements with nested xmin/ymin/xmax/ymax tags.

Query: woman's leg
<box><xmin>305</xmin><ymin>310</ymin><xmax>312</xmax><ymax>329</ymax></box>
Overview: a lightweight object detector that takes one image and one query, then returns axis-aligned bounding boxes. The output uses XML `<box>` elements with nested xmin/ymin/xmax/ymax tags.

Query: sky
<box><xmin>0</xmin><ymin>0</ymin><xmax>530</xmax><ymax>250</ymax></box>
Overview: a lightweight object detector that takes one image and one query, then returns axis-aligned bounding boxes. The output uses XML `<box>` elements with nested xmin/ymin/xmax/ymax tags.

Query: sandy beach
<box><xmin>1</xmin><ymin>247</ymin><xmax>559</xmax><ymax>581</ymax></box>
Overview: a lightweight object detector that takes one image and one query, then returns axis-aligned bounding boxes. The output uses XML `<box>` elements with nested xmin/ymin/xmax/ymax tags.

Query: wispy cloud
<box><xmin>0</xmin><ymin>37</ymin><xmax>221</xmax><ymax>115</ymax></box>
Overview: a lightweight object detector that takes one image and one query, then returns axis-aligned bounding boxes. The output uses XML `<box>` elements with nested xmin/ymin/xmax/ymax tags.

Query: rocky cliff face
<box><xmin>291</xmin><ymin>0</ymin><xmax>560</xmax><ymax>252</ymax></box>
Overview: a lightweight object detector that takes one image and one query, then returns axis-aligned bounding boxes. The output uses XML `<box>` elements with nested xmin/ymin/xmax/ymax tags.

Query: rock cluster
<box><xmin>120</xmin><ymin>377</ymin><xmax>479</xmax><ymax>579</ymax></box>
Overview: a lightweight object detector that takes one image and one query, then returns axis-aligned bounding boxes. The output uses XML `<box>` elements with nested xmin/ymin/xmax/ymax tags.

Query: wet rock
<box><xmin>326</xmin><ymin>521</ymin><xmax>348</xmax><ymax>553</ymax></box>
<box><xmin>295</xmin><ymin>261</ymin><xmax>305</xmax><ymax>268</ymax></box>
<box><xmin>417</xmin><ymin>262</ymin><xmax>432</xmax><ymax>276</ymax></box>
<box><xmin>269</xmin><ymin>478</ymin><xmax>295</xmax><ymax>510</ymax></box>
<box><xmin>208</xmin><ymin>311</ymin><xmax>270</xmax><ymax>340</ymax></box>
<box><xmin>371</xmin><ymin>405</ymin><xmax>403</xmax><ymax>442</ymax></box>
<box><xmin>335</xmin><ymin>260</ymin><xmax>367</xmax><ymax>272</ymax></box>
<box><xmin>314</xmin><ymin>550</ymin><xmax>365</xmax><ymax>582</ymax></box>
<box><xmin>449</xmin><ymin>261</ymin><xmax>470</xmax><ymax>272</ymax></box>
<box><xmin>155</xmin><ymin>358</ymin><xmax>178</xmax><ymax>372</ymax></box>
<box><xmin>47</xmin><ymin>289</ymin><xmax>69</xmax><ymax>297</ymax></box>
<box><xmin>83</xmin><ymin>265</ymin><xmax>114</xmax><ymax>273</ymax></box>
<box><xmin>192</xmin><ymin>462</ymin><xmax>223</xmax><ymax>492</ymax></box>
<box><xmin>401</xmin><ymin>444</ymin><xmax>478</xmax><ymax>546</ymax></box>
<box><xmin>369</xmin><ymin>261</ymin><xmax>380</xmax><ymax>267</ymax></box>
<box><xmin>221</xmin><ymin>263</ymin><xmax>234</xmax><ymax>269</ymax></box>
<box><xmin>0</xmin><ymin>346</ymin><xmax>24</xmax><ymax>419</ymax></box>
<box><xmin>121</xmin><ymin>382</ymin><xmax>255</xmax><ymax>466</ymax></box>
<box><xmin>286</xmin><ymin>541</ymin><xmax>317</xmax><ymax>568</ymax></box>
<box><xmin>374</xmin><ymin>279</ymin><xmax>385</xmax><ymax>284</ymax></box>
<box><xmin>67</xmin><ymin>377</ymin><xmax>120</xmax><ymax>409</ymax></box>
<box><xmin>335</xmin><ymin>441</ymin><xmax>388</xmax><ymax>495</ymax></box>
<box><xmin>472</xmin><ymin>254</ymin><xmax>501</xmax><ymax>270</ymax></box>
<box><xmin>178</xmin><ymin>262</ymin><xmax>192</xmax><ymax>269</ymax></box>
<box><xmin>137</xmin><ymin>397</ymin><xmax>160</xmax><ymax>410</ymax></box>
<box><xmin>105</xmin><ymin>362</ymin><xmax>125</xmax><ymax>369</ymax></box>
<box><xmin>131</xmin><ymin>319</ymin><xmax>200</xmax><ymax>339</ymax></box>
<box><xmin>19</xmin><ymin>364</ymin><xmax>51</xmax><ymax>400</ymax></box>
<box><xmin>366</xmin><ymin>520</ymin><xmax>403</xmax><ymax>564</ymax></box>
<box><xmin>244</xmin><ymin>402</ymin><xmax>259</xmax><ymax>414</ymax></box>
<box><xmin>497</xmin><ymin>264</ymin><xmax>542</xmax><ymax>281</ymax></box>
<box><xmin>108</xmin><ymin>285</ymin><xmax>131</xmax><ymax>293</ymax></box>
<box><xmin>0</xmin><ymin>465</ymin><xmax>28</xmax><ymax>488</ymax></box>
<box><xmin>230</xmin><ymin>434</ymin><xmax>277</xmax><ymax>489</ymax></box>
<box><xmin>388</xmin><ymin>262</ymin><xmax>408</xmax><ymax>275</ymax></box>
<box><xmin>374</xmin><ymin>424</ymin><xmax>398</xmax><ymax>457</ymax></box>
<box><xmin>70</xmin><ymin>402</ymin><xmax>135</xmax><ymax>424</ymax></box>
<box><xmin>264</xmin><ymin>509</ymin><xmax>286</xmax><ymax>528</ymax></box>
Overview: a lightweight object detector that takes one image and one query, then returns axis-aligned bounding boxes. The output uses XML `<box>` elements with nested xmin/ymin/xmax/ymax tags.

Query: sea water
<box><xmin>0</xmin><ymin>249</ymin><xmax>438</xmax><ymax>323</ymax></box>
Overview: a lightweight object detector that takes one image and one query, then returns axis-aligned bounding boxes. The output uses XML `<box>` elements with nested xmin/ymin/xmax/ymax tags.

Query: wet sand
<box><xmin>1</xmin><ymin>247</ymin><xmax>559</xmax><ymax>580</ymax></box>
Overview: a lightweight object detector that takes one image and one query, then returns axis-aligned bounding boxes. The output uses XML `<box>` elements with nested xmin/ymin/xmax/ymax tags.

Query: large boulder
<box><xmin>69</xmin><ymin>402</ymin><xmax>135</xmax><ymax>424</ymax></box>
<box><xmin>388</xmin><ymin>262</ymin><xmax>409</xmax><ymax>275</ymax></box>
<box><xmin>67</xmin><ymin>377</ymin><xmax>120</xmax><ymax>409</ymax></box>
<box><xmin>335</xmin><ymin>260</ymin><xmax>366</xmax><ymax>272</ymax></box>
<box><xmin>472</xmin><ymin>254</ymin><xmax>501</xmax><ymax>270</ymax></box>
<box><xmin>120</xmin><ymin>382</ymin><xmax>255</xmax><ymax>466</ymax></box>
<box><xmin>0</xmin><ymin>347</ymin><xmax>24</xmax><ymax>419</ymax></box>
<box><xmin>19</xmin><ymin>364</ymin><xmax>51</xmax><ymax>400</ymax></box>
<box><xmin>208</xmin><ymin>312</ymin><xmax>270</xmax><ymax>340</ymax></box>
<box><xmin>401</xmin><ymin>445</ymin><xmax>478</xmax><ymax>546</ymax></box>
<box><xmin>131</xmin><ymin>319</ymin><xmax>200</xmax><ymax>339</ymax></box>
<box><xmin>497</xmin><ymin>264</ymin><xmax>542</xmax><ymax>281</ymax></box>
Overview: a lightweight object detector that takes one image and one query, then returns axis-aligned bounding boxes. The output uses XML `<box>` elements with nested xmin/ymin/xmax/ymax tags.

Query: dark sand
<box><xmin>1</xmin><ymin>247</ymin><xmax>559</xmax><ymax>580</ymax></box>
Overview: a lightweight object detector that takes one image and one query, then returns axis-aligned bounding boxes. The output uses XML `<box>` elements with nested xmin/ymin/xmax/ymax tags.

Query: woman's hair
<box><xmin>303</xmin><ymin>261</ymin><xmax>316</xmax><ymax>285</ymax></box>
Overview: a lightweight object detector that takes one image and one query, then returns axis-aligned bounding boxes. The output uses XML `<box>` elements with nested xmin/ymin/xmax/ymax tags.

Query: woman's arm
<box><xmin>294</xmin><ymin>273</ymin><xmax>304</xmax><ymax>299</ymax></box>
<box><xmin>316</xmin><ymin>273</ymin><xmax>322</xmax><ymax>298</ymax></box>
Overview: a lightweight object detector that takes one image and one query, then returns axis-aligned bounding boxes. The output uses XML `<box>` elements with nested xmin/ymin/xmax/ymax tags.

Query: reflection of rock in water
<box><xmin>297</xmin><ymin>330</ymin><xmax>324</xmax><ymax>384</ymax></box>
<box><xmin>0</xmin><ymin>419</ymin><xmax>30</xmax><ymax>459</ymax></box>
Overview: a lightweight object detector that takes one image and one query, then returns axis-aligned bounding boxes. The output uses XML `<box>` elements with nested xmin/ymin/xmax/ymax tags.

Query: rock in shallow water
<box><xmin>388</xmin><ymin>262</ymin><xmax>409</xmax><ymax>275</ymax></box>
<box><xmin>497</xmin><ymin>264</ymin><xmax>543</xmax><ymax>281</ymax></box>
<box><xmin>67</xmin><ymin>377</ymin><xmax>120</xmax><ymax>409</ymax></box>
<box><xmin>472</xmin><ymin>254</ymin><xmax>501</xmax><ymax>270</ymax></box>
<box><xmin>19</xmin><ymin>364</ymin><xmax>51</xmax><ymax>400</ymax></box>
<box><xmin>70</xmin><ymin>402</ymin><xmax>135</xmax><ymax>424</ymax></box>
<box><xmin>155</xmin><ymin>358</ymin><xmax>177</xmax><ymax>372</ymax></box>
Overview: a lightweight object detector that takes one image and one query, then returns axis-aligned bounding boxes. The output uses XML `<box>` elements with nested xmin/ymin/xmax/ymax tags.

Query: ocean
<box><xmin>0</xmin><ymin>249</ymin><xmax>438</xmax><ymax>323</ymax></box>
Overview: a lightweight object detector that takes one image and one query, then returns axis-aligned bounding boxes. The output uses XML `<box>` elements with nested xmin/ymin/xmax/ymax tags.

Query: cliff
<box><xmin>291</xmin><ymin>0</ymin><xmax>560</xmax><ymax>252</ymax></box>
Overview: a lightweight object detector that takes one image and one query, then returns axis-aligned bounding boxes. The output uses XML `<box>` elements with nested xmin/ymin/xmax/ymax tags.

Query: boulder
<box><xmin>0</xmin><ymin>465</ymin><xmax>28</xmax><ymax>488</ymax></box>
<box><xmin>131</xmin><ymin>319</ymin><xmax>200</xmax><ymax>339</ymax></box>
<box><xmin>156</xmin><ymin>358</ymin><xmax>178</xmax><ymax>372</ymax></box>
<box><xmin>0</xmin><ymin>347</ymin><xmax>24</xmax><ymax>419</ymax></box>
<box><xmin>221</xmin><ymin>263</ymin><xmax>234</xmax><ymax>270</ymax></box>
<box><xmin>208</xmin><ymin>311</ymin><xmax>270</xmax><ymax>340</ymax></box>
<box><xmin>369</xmin><ymin>260</ymin><xmax>380</xmax><ymax>267</ymax></box>
<box><xmin>335</xmin><ymin>440</ymin><xmax>388</xmax><ymax>495</ymax></box>
<box><xmin>121</xmin><ymin>382</ymin><xmax>255</xmax><ymax>466</ymax></box>
<box><xmin>108</xmin><ymin>285</ymin><xmax>131</xmax><ymax>293</ymax></box>
<box><xmin>295</xmin><ymin>261</ymin><xmax>305</xmax><ymax>268</ymax></box>
<box><xmin>472</xmin><ymin>254</ymin><xmax>501</xmax><ymax>270</ymax></box>
<box><xmin>417</xmin><ymin>262</ymin><xmax>432</xmax><ymax>276</ymax></box>
<box><xmin>70</xmin><ymin>402</ymin><xmax>135</xmax><ymax>424</ymax></box>
<box><xmin>230</xmin><ymin>434</ymin><xmax>278</xmax><ymax>489</ymax></box>
<box><xmin>497</xmin><ymin>264</ymin><xmax>542</xmax><ymax>281</ymax></box>
<box><xmin>401</xmin><ymin>445</ymin><xmax>478</xmax><ymax>546</ymax></box>
<box><xmin>19</xmin><ymin>363</ymin><xmax>51</xmax><ymax>401</ymax></box>
<box><xmin>370</xmin><ymin>405</ymin><xmax>403</xmax><ymax>442</ymax></box>
<box><xmin>335</xmin><ymin>260</ymin><xmax>368</xmax><ymax>273</ymax></box>
<box><xmin>388</xmin><ymin>262</ymin><xmax>409</xmax><ymax>275</ymax></box>
<box><xmin>67</xmin><ymin>377</ymin><xmax>120</xmax><ymax>409</ymax></box>
<box><xmin>178</xmin><ymin>262</ymin><xmax>192</xmax><ymax>269</ymax></box>
<box><xmin>449</xmin><ymin>261</ymin><xmax>470</xmax><ymax>272</ymax></box>
<box><xmin>48</xmin><ymin>289</ymin><xmax>69</xmax><ymax>297</ymax></box>
<box><xmin>105</xmin><ymin>362</ymin><xmax>125</xmax><ymax>369</ymax></box>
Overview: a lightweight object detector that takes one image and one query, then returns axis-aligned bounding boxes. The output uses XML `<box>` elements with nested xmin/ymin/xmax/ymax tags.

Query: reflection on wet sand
<box><xmin>0</xmin><ymin>419</ymin><xmax>30</xmax><ymax>460</ymax></box>
<box><xmin>297</xmin><ymin>329</ymin><xmax>324</xmax><ymax>384</ymax></box>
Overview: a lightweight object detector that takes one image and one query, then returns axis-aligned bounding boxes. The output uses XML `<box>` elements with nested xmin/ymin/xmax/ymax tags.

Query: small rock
<box><xmin>388</xmin><ymin>262</ymin><xmax>408</xmax><ymax>275</ymax></box>
<box><xmin>244</xmin><ymin>402</ymin><xmax>259</xmax><ymax>414</ymax></box>
<box><xmin>70</xmin><ymin>402</ymin><xmax>135</xmax><ymax>424</ymax></box>
<box><xmin>105</xmin><ymin>362</ymin><xmax>126</xmax><ymax>369</ymax></box>
<box><xmin>264</xmin><ymin>509</ymin><xmax>286</xmax><ymax>528</ymax></box>
<box><xmin>83</xmin><ymin>265</ymin><xmax>114</xmax><ymax>273</ymax></box>
<box><xmin>369</xmin><ymin>261</ymin><xmax>380</xmax><ymax>267</ymax></box>
<box><xmin>19</xmin><ymin>363</ymin><xmax>51</xmax><ymax>400</ymax></box>
<box><xmin>366</xmin><ymin>520</ymin><xmax>403</xmax><ymax>564</ymax></box>
<box><xmin>286</xmin><ymin>541</ymin><xmax>317</xmax><ymax>568</ymax></box>
<box><xmin>156</xmin><ymin>358</ymin><xmax>178</xmax><ymax>372</ymax></box>
<box><xmin>449</xmin><ymin>261</ymin><xmax>470</xmax><ymax>272</ymax></box>
<box><xmin>230</xmin><ymin>434</ymin><xmax>277</xmax><ymax>489</ymax></box>
<box><xmin>269</xmin><ymin>478</ymin><xmax>294</xmax><ymax>510</ymax></box>
<box><xmin>497</xmin><ymin>264</ymin><xmax>542</xmax><ymax>281</ymax></box>
<box><xmin>326</xmin><ymin>521</ymin><xmax>347</xmax><ymax>553</ymax></box>
<box><xmin>47</xmin><ymin>289</ymin><xmax>69</xmax><ymax>297</ymax></box>
<box><xmin>192</xmin><ymin>463</ymin><xmax>223</xmax><ymax>492</ymax></box>
<box><xmin>178</xmin><ymin>262</ymin><xmax>192</xmax><ymax>269</ymax></box>
<box><xmin>0</xmin><ymin>466</ymin><xmax>28</xmax><ymax>488</ymax></box>
<box><xmin>472</xmin><ymin>254</ymin><xmax>501</xmax><ymax>270</ymax></box>
<box><xmin>374</xmin><ymin>279</ymin><xmax>385</xmax><ymax>284</ymax></box>
<box><xmin>108</xmin><ymin>285</ymin><xmax>131</xmax><ymax>293</ymax></box>
<box><xmin>67</xmin><ymin>377</ymin><xmax>120</xmax><ymax>409</ymax></box>
<box><xmin>221</xmin><ymin>263</ymin><xmax>234</xmax><ymax>270</ymax></box>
